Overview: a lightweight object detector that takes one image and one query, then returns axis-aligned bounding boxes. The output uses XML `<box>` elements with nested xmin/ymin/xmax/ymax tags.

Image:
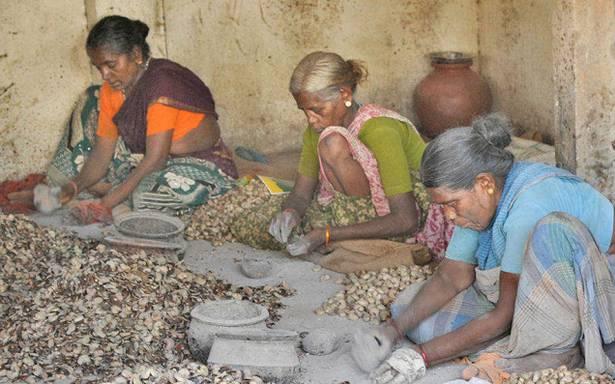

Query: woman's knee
<box><xmin>530</xmin><ymin>213</ymin><xmax>594</xmax><ymax>254</ymax></box>
<box><xmin>318</xmin><ymin>132</ymin><xmax>351</xmax><ymax>164</ymax></box>
<box><xmin>390</xmin><ymin>282</ymin><xmax>436</xmax><ymax>344</ymax></box>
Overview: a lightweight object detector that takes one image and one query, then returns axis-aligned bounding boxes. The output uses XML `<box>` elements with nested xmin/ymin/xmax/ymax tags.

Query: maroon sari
<box><xmin>112</xmin><ymin>58</ymin><xmax>237</xmax><ymax>178</ymax></box>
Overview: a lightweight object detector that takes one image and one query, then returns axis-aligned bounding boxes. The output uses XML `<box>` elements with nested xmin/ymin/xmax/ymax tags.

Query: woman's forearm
<box><xmin>327</xmin><ymin>191</ymin><xmax>420</xmax><ymax>241</ymax></box>
<box><xmin>281</xmin><ymin>191</ymin><xmax>312</xmax><ymax>217</ymax></box>
<box><xmin>418</xmin><ymin>270</ymin><xmax>518</xmax><ymax>365</ymax></box>
<box><xmin>101</xmin><ymin>155</ymin><xmax>165</xmax><ymax>208</ymax></box>
<box><xmin>72</xmin><ymin>137</ymin><xmax>117</xmax><ymax>192</ymax></box>
<box><xmin>281</xmin><ymin>174</ymin><xmax>318</xmax><ymax>218</ymax></box>
<box><xmin>387</xmin><ymin>260</ymin><xmax>475</xmax><ymax>352</ymax></box>
<box><xmin>328</xmin><ymin>210</ymin><xmax>417</xmax><ymax>241</ymax></box>
<box><xmin>74</xmin><ymin>162</ymin><xmax>107</xmax><ymax>191</ymax></box>
<box><xmin>422</xmin><ymin>308</ymin><xmax>511</xmax><ymax>364</ymax></box>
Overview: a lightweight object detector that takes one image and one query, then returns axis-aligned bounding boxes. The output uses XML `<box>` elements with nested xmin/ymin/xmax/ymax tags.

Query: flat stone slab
<box><xmin>208</xmin><ymin>328</ymin><xmax>300</xmax><ymax>382</ymax></box>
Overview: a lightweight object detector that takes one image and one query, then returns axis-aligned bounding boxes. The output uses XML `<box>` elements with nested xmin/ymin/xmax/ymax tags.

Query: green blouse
<box><xmin>297</xmin><ymin>116</ymin><xmax>426</xmax><ymax>196</ymax></box>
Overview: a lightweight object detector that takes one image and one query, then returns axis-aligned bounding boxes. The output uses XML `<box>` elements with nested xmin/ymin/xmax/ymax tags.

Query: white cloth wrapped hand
<box><xmin>269</xmin><ymin>208</ymin><xmax>300</xmax><ymax>243</ymax></box>
<box><xmin>33</xmin><ymin>184</ymin><xmax>62</xmax><ymax>214</ymax></box>
<box><xmin>370</xmin><ymin>347</ymin><xmax>427</xmax><ymax>384</ymax></box>
<box><xmin>351</xmin><ymin>327</ymin><xmax>395</xmax><ymax>373</ymax></box>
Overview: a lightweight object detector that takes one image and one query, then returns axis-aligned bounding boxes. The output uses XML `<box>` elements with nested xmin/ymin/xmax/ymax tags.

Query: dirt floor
<box><xmin>29</xmin><ymin>211</ymin><xmax>465</xmax><ymax>384</ymax></box>
<box><xmin>17</xmin><ymin>136</ymin><xmax>608</xmax><ymax>384</ymax></box>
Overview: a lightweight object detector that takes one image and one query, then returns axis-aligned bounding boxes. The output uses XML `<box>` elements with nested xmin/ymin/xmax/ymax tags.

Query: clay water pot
<box><xmin>414</xmin><ymin>51</ymin><xmax>492</xmax><ymax>139</ymax></box>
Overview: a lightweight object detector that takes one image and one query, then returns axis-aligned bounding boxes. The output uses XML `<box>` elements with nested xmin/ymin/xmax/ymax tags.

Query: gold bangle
<box><xmin>61</xmin><ymin>181</ymin><xmax>79</xmax><ymax>204</ymax></box>
<box><xmin>68</xmin><ymin>181</ymin><xmax>79</xmax><ymax>196</ymax></box>
<box><xmin>325</xmin><ymin>224</ymin><xmax>331</xmax><ymax>247</ymax></box>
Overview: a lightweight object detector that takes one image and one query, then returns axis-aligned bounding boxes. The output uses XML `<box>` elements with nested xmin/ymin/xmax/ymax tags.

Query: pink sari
<box><xmin>316</xmin><ymin>104</ymin><xmax>453</xmax><ymax>260</ymax></box>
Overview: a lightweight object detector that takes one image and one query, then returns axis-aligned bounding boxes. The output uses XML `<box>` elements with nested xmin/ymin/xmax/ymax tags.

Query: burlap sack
<box><xmin>318</xmin><ymin>239</ymin><xmax>431</xmax><ymax>273</ymax></box>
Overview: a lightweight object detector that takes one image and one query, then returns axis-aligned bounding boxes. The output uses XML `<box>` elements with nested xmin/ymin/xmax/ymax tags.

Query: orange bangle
<box><xmin>324</xmin><ymin>224</ymin><xmax>331</xmax><ymax>247</ymax></box>
<box><xmin>418</xmin><ymin>344</ymin><xmax>430</xmax><ymax>368</ymax></box>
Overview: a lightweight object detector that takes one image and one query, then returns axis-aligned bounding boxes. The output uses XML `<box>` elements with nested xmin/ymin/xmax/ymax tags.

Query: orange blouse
<box><xmin>96</xmin><ymin>82</ymin><xmax>206</xmax><ymax>142</ymax></box>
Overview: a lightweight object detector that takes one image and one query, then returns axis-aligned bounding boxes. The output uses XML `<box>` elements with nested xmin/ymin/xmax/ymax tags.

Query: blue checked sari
<box><xmin>391</xmin><ymin>164</ymin><xmax>615</xmax><ymax>376</ymax></box>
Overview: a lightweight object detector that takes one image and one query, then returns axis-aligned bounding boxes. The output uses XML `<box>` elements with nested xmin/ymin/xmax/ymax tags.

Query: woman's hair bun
<box><xmin>346</xmin><ymin>59</ymin><xmax>368</xmax><ymax>85</ymax></box>
<box><xmin>133</xmin><ymin>19</ymin><xmax>150</xmax><ymax>40</ymax></box>
<box><xmin>472</xmin><ymin>112</ymin><xmax>512</xmax><ymax>149</ymax></box>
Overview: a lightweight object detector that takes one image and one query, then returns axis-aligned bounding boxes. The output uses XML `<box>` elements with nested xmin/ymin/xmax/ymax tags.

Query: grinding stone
<box><xmin>240</xmin><ymin>258</ymin><xmax>273</xmax><ymax>279</ymax></box>
<box><xmin>301</xmin><ymin>328</ymin><xmax>338</xmax><ymax>355</ymax></box>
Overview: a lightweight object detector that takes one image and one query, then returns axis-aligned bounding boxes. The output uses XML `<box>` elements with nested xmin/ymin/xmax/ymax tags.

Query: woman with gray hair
<box><xmin>352</xmin><ymin>113</ymin><xmax>615</xmax><ymax>382</ymax></box>
<box><xmin>233</xmin><ymin>51</ymin><xmax>452</xmax><ymax>260</ymax></box>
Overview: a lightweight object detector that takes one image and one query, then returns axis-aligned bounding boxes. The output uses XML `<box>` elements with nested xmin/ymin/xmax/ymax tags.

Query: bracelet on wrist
<box><xmin>68</xmin><ymin>181</ymin><xmax>79</xmax><ymax>196</ymax></box>
<box><xmin>418</xmin><ymin>344</ymin><xmax>430</xmax><ymax>368</ymax></box>
<box><xmin>60</xmin><ymin>181</ymin><xmax>79</xmax><ymax>204</ymax></box>
<box><xmin>324</xmin><ymin>224</ymin><xmax>331</xmax><ymax>247</ymax></box>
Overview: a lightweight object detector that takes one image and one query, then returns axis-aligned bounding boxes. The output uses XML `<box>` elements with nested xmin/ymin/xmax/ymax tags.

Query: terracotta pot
<box><xmin>413</xmin><ymin>52</ymin><xmax>492</xmax><ymax>139</ymax></box>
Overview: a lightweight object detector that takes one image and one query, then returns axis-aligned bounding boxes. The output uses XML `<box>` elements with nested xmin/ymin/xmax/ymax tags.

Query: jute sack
<box><xmin>318</xmin><ymin>239</ymin><xmax>431</xmax><ymax>273</ymax></box>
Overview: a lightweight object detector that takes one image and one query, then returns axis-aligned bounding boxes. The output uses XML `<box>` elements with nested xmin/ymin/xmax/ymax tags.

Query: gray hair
<box><xmin>289</xmin><ymin>51</ymin><xmax>367</xmax><ymax>101</ymax></box>
<box><xmin>420</xmin><ymin>113</ymin><xmax>515</xmax><ymax>190</ymax></box>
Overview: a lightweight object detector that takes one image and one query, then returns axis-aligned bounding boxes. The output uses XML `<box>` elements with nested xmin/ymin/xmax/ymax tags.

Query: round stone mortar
<box><xmin>240</xmin><ymin>258</ymin><xmax>273</xmax><ymax>279</ymax></box>
<box><xmin>301</xmin><ymin>328</ymin><xmax>339</xmax><ymax>355</ymax></box>
<box><xmin>187</xmin><ymin>300</ymin><xmax>269</xmax><ymax>362</ymax></box>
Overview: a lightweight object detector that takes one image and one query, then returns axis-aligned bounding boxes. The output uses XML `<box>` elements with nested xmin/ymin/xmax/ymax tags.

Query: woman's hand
<box><xmin>351</xmin><ymin>326</ymin><xmax>396</xmax><ymax>372</ymax></box>
<box><xmin>100</xmin><ymin>131</ymin><xmax>172</xmax><ymax>209</ymax></box>
<box><xmin>269</xmin><ymin>208</ymin><xmax>301</xmax><ymax>243</ymax></box>
<box><xmin>286</xmin><ymin>227</ymin><xmax>325</xmax><ymax>256</ymax></box>
<box><xmin>70</xmin><ymin>199</ymin><xmax>113</xmax><ymax>224</ymax></box>
<box><xmin>33</xmin><ymin>184</ymin><xmax>63</xmax><ymax>214</ymax></box>
<box><xmin>370</xmin><ymin>347</ymin><xmax>427</xmax><ymax>384</ymax></box>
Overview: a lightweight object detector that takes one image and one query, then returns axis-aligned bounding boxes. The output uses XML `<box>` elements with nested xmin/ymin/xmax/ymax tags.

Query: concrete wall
<box><xmin>478</xmin><ymin>0</ymin><xmax>556</xmax><ymax>142</ymax></box>
<box><xmin>0</xmin><ymin>2</ymin><xmax>92</xmax><ymax>181</ymax></box>
<box><xmin>85</xmin><ymin>0</ymin><xmax>168</xmax><ymax>59</ymax></box>
<box><xmin>0</xmin><ymin>0</ymin><xmax>478</xmax><ymax>180</ymax></box>
<box><xmin>553</xmin><ymin>0</ymin><xmax>615</xmax><ymax>200</ymax></box>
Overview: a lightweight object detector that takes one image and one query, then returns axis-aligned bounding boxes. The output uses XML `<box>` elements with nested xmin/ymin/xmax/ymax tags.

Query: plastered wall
<box><xmin>0</xmin><ymin>0</ymin><xmax>478</xmax><ymax>180</ymax></box>
<box><xmin>164</xmin><ymin>0</ymin><xmax>478</xmax><ymax>154</ymax></box>
<box><xmin>0</xmin><ymin>2</ymin><xmax>92</xmax><ymax>181</ymax></box>
<box><xmin>478</xmin><ymin>0</ymin><xmax>556</xmax><ymax>142</ymax></box>
<box><xmin>3</xmin><ymin>0</ymin><xmax>611</xmax><ymax>199</ymax></box>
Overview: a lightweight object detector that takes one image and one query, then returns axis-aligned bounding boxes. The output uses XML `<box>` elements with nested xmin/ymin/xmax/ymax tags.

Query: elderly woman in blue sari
<box><xmin>351</xmin><ymin>114</ymin><xmax>615</xmax><ymax>383</ymax></box>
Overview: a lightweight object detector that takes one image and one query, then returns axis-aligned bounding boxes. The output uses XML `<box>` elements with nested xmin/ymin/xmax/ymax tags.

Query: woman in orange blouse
<box><xmin>44</xmin><ymin>15</ymin><xmax>237</xmax><ymax>223</ymax></box>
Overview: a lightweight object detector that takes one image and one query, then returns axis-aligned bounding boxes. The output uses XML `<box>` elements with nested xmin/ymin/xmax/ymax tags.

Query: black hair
<box><xmin>86</xmin><ymin>15</ymin><xmax>150</xmax><ymax>59</ymax></box>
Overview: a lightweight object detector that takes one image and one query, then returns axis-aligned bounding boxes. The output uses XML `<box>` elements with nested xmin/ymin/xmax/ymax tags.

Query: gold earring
<box><xmin>487</xmin><ymin>187</ymin><xmax>494</xmax><ymax>195</ymax></box>
<box><xmin>344</xmin><ymin>100</ymin><xmax>352</xmax><ymax>108</ymax></box>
